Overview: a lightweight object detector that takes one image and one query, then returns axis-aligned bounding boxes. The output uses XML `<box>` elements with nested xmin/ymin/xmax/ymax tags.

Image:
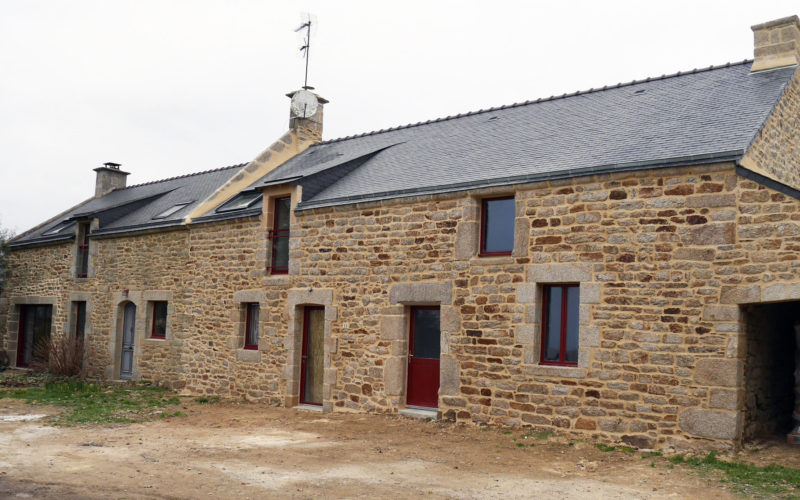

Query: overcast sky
<box><xmin>1</xmin><ymin>0</ymin><xmax>798</xmax><ymax>233</ymax></box>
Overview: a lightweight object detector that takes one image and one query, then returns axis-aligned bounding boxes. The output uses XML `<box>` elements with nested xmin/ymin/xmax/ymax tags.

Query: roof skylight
<box><xmin>153</xmin><ymin>202</ymin><xmax>191</xmax><ymax>220</ymax></box>
<box><xmin>216</xmin><ymin>192</ymin><xmax>262</xmax><ymax>213</ymax></box>
<box><xmin>42</xmin><ymin>220</ymin><xmax>75</xmax><ymax>236</ymax></box>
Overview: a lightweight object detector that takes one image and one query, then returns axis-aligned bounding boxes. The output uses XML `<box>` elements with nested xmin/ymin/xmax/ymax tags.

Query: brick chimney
<box><xmin>751</xmin><ymin>15</ymin><xmax>800</xmax><ymax>72</ymax></box>
<box><xmin>286</xmin><ymin>89</ymin><xmax>328</xmax><ymax>140</ymax></box>
<box><xmin>93</xmin><ymin>162</ymin><xmax>129</xmax><ymax>197</ymax></box>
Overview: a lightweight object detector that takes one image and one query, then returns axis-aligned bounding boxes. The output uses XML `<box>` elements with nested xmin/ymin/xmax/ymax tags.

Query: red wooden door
<box><xmin>406</xmin><ymin>306</ymin><xmax>441</xmax><ymax>408</ymax></box>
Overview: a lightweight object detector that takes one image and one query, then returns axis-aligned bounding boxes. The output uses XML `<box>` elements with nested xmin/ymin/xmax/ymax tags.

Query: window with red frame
<box><xmin>150</xmin><ymin>301</ymin><xmax>168</xmax><ymax>339</ymax></box>
<box><xmin>76</xmin><ymin>223</ymin><xmax>90</xmax><ymax>278</ymax></box>
<box><xmin>540</xmin><ymin>285</ymin><xmax>580</xmax><ymax>366</ymax></box>
<box><xmin>269</xmin><ymin>197</ymin><xmax>291</xmax><ymax>274</ymax></box>
<box><xmin>480</xmin><ymin>197</ymin><xmax>514</xmax><ymax>256</ymax></box>
<box><xmin>244</xmin><ymin>303</ymin><xmax>259</xmax><ymax>350</ymax></box>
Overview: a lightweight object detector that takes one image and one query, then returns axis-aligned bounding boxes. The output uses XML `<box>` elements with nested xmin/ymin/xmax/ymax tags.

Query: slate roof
<box><xmin>11</xmin><ymin>59</ymin><xmax>798</xmax><ymax>247</ymax></box>
<box><xmin>262</xmin><ymin>61</ymin><xmax>797</xmax><ymax>210</ymax></box>
<box><xmin>11</xmin><ymin>163</ymin><xmax>250</xmax><ymax>246</ymax></box>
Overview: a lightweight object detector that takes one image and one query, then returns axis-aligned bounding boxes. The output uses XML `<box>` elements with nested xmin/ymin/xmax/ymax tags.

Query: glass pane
<box><xmin>304</xmin><ymin>308</ymin><xmax>325</xmax><ymax>404</ymax></box>
<box><xmin>412</xmin><ymin>308</ymin><xmax>441</xmax><ymax>359</ymax></box>
<box><xmin>565</xmin><ymin>286</ymin><xmax>580</xmax><ymax>363</ymax></box>
<box><xmin>152</xmin><ymin>302</ymin><xmax>168</xmax><ymax>336</ymax></box>
<box><xmin>275</xmin><ymin>197</ymin><xmax>291</xmax><ymax>230</ymax></box>
<box><xmin>273</xmin><ymin>234</ymin><xmax>289</xmax><ymax>270</ymax></box>
<box><xmin>246</xmin><ymin>304</ymin><xmax>259</xmax><ymax>346</ymax></box>
<box><xmin>75</xmin><ymin>302</ymin><xmax>86</xmax><ymax>338</ymax></box>
<box><xmin>218</xmin><ymin>192</ymin><xmax>262</xmax><ymax>212</ymax></box>
<box><xmin>483</xmin><ymin>198</ymin><xmax>515</xmax><ymax>253</ymax></box>
<box><xmin>153</xmin><ymin>203</ymin><xmax>189</xmax><ymax>219</ymax></box>
<box><xmin>543</xmin><ymin>287</ymin><xmax>562</xmax><ymax>361</ymax></box>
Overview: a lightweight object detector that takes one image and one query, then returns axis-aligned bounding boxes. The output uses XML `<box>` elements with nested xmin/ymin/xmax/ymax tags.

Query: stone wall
<box><xmin>741</xmin><ymin>66</ymin><xmax>800</xmax><ymax>191</ymax></box>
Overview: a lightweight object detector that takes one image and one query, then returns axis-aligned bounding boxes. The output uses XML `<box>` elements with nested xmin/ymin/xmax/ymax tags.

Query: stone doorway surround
<box><xmin>382</xmin><ymin>282</ymin><xmax>458</xmax><ymax>415</ymax></box>
<box><xmin>5</xmin><ymin>296</ymin><xmax>57</xmax><ymax>368</ymax></box>
<box><xmin>677</xmin><ymin>282</ymin><xmax>800</xmax><ymax>443</ymax></box>
<box><xmin>108</xmin><ymin>291</ymin><xmax>143</xmax><ymax>380</ymax></box>
<box><xmin>284</xmin><ymin>287</ymin><xmax>337</xmax><ymax>411</ymax></box>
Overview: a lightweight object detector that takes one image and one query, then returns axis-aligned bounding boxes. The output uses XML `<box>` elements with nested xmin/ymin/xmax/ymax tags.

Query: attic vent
<box><xmin>42</xmin><ymin>220</ymin><xmax>75</xmax><ymax>236</ymax></box>
<box><xmin>634</xmin><ymin>89</ymin><xmax>646</xmax><ymax>95</ymax></box>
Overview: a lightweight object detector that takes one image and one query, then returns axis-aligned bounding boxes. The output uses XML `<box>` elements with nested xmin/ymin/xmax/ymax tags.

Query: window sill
<box><xmin>470</xmin><ymin>254</ymin><xmax>516</xmax><ymax>265</ymax></box>
<box><xmin>524</xmin><ymin>364</ymin><xmax>586</xmax><ymax>379</ymax></box>
<box><xmin>264</xmin><ymin>275</ymin><xmax>291</xmax><ymax>287</ymax></box>
<box><xmin>143</xmin><ymin>338</ymin><xmax>168</xmax><ymax>345</ymax></box>
<box><xmin>236</xmin><ymin>348</ymin><xmax>261</xmax><ymax>363</ymax></box>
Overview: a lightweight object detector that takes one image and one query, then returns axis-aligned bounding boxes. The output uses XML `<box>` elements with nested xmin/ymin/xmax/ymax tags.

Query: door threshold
<box><xmin>293</xmin><ymin>404</ymin><xmax>323</xmax><ymax>412</ymax></box>
<box><xmin>399</xmin><ymin>407</ymin><xmax>438</xmax><ymax>420</ymax></box>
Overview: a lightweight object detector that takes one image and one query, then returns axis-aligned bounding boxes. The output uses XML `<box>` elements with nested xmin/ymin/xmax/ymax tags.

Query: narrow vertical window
<box><xmin>150</xmin><ymin>301</ymin><xmax>168</xmax><ymax>339</ymax></box>
<box><xmin>76</xmin><ymin>223</ymin><xmax>90</xmax><ymax>278</ymax></box>
<box><xmin>73</xmin><ymin>301</ymin><xmax>86</xmax><ymax>339</ymax></box>
<box><xmin>244</xmin><ymin>303</ymin><xmax>259</xmax><ymax>350</ymax></box>
<box><xmin>480</xmin><ymin>197</ymin><xmax>514</xmax><ymax>256</ymax></box>
<box><xmin>269</xmin><ymin>196</ymin><xmax>291</xmax><ymax>274</ymax></box>
<box><xmin>541</xmin><ymin>285</ymin><xmax>580</xmax><ymax>366</ymax></box>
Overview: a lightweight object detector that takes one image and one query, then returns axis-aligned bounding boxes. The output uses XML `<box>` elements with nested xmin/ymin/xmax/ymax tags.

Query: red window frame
<box><xmin>268</xmin><ymin>196</ymin><xmax>290</xmax><ymax>274</ymax></box>
<box><xmin>76</xmin><ymin>223</ymin><xmax>90</xmax><ymax>278</ymax></box>
<box><xmin>150</xmin><ymin>301</ymin><xmax>168</xmax><ymax>339</ymax></box>
<box><xmin>540</xmin><ymin>284</ymin><xmax>580</xmax><ymax>367</ymax></box>
<box><xmin>479</xmin><ymin>196</ymin><xmax>514</xmax><ymax>257</ymax></box>
<box><xmin>244</xmin><ymin>303</ymin><xmax>259</xmax><ymax>350</ymax></box>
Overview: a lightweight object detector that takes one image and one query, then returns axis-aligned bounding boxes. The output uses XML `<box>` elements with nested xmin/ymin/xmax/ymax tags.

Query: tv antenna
<box><xmin>295</xmin><ymin>14</ymin><xmax>316</xmax><ymax>90</ymax></box>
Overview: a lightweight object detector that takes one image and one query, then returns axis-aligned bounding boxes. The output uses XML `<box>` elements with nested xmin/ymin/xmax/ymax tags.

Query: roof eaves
<box><xmin>189</xmin><ymin>207</ymin><xmax>262</xmax><ymax>225</ymax></box>
<box><xmin>91</xmin><ymin>219</ymin><xmax>186</xmax><ymax>238</ymax></box>
<box><xmin>7</xmin><ymin>234</ymin><xmax>75</xmax><ymax>249</ymax></box>
<box><xmin>736</xmin><ymin>164</ymin><xmax>800</xmax><ymax>202</ymax></box>
<box><xmin>296</xmin><ymin>150</ymin><xmax>744</xmax><ymax>211</ymax></box>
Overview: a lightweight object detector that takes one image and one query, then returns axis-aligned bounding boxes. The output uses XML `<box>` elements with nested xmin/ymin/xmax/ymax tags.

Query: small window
<box><xmin>540</xmin><ymin>285</ymin><xmax>580</xmax><ymax>366</ymax></box>
<box><xmin>76</xmin><ymin>222</ymin><xmax>90</xmax><ymax>278</ymax></box>
<box><xmin>150</xmin><ymin>301</ymin><xmax>168</xmax><ymax>339</ymax></box>
<box><xmin>480</xmin><ymin>197</ymin><xmax>514</xmax><ymax>256</ymax></box>
<box><xmin>217</xmin><ymin>191</ymin><xmax>262</xmax><ymax>212</ymax></box>
<box><xmin>244</xmin><ymin>303</ymin><xmax>259</xmax><ymax>350</ymax></box>
<box><xmin>73</xmin><ymin>301</ymin><xmax>86</xmax><ymax>339</ymax></box>
<box><xmin>269</xmin><ymin>196</ymin><xmax>291</xmax><ymax>274</ymax></box>
<box><xmin>153</xmin><ymin>202</ymin><xmax>191</xmax><ymax>219</ymax></box>
<box><xmin>43</xmin><ymin>220</ymin><xmax>75</xmax><ymax>236</ymax></box>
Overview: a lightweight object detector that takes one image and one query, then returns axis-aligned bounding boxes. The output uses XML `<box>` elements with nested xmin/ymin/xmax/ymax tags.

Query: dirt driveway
<box><xmin>0</xmin><ymin>398</ymin><xmax>778</xmax><ymax>499</ymax></box>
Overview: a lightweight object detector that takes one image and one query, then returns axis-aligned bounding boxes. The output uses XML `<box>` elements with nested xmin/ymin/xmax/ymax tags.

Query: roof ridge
<box><xmin>121</xmin><ymin>162</ymin><xmax>248</xmax><ymax>190</ymax></box>
<box><xmin>317</xmin><ymin>60</ymin><xmax>754</xmax><ymax>146</ymax></box>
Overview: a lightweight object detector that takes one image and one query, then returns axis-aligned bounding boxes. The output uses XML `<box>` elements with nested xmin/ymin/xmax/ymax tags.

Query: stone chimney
<box><xmin>286</xmin><ymin>89</ymin><xmax>328</xmax><ymax>140</ymax></box>
<box><xmin>751</xmin><ymin>15</ymin><xmax>800</xmax><ymax>72</ymax></box>
<box><xmin>93</xmin><ymin>162</ymin><xmax>130</xmax><ymax>197</ymax></box>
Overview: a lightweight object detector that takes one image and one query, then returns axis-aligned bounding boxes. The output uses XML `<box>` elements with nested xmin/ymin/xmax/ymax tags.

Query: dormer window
<box><xmin>217</xmin><ymin>191</ymin><xmax>262</xmax><ymax>213</ymax></box>
<box><xmin>43</xmin><ymin>220</ymin><xmax>75</xmax><ymax>236</ymax></box>
<box><xmin>153</xmin><ymin>202</ymin><xmax>191</xmax><ymax>219</ymax></box>
<box><xmin>269</xmin><ymin>196</ymin><xmax>291</xmax><ymax>274</ymax></box>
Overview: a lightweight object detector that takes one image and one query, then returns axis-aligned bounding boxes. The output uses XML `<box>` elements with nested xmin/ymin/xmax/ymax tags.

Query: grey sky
<box><xmin>1</xmin><ymin>0</ymin><xmax>797</xmax><ymax>233</ymax></box>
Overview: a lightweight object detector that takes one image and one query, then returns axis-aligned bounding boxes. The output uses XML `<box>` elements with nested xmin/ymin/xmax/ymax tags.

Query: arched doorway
<box><xmin>120</xmin><ymin>302</ymin><xmax>136</xmax><ymax>380</ymax></box>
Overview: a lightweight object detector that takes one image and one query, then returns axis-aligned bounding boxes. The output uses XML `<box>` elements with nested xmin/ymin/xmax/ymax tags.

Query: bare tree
<box><xmin>0</xmin><ymin>219</ymin><xmax>13</xmax><ymax>296</ymax></box>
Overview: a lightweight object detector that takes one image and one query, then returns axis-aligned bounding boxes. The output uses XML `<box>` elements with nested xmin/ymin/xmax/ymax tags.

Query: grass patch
<box><xmin>194</xmin><ymin>396</ymin><xmax>220</xmax><ymax>404</ymax></box>
<box><xmin>669</xmin><ymin>451</ymin><xmax>800</xmax><ymax>497</ymax></box>
<box><xmin>596</xmin><ymin>443</ymin><xmax>617</xmax><ymax>452</ymax></box>
<box><xmin>0</xmin><ymin>375</ymin><xmax>181</xmax><ymax>425</ymax></box>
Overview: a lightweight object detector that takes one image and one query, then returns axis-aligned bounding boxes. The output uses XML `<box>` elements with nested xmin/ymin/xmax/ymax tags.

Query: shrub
<box><xmin>32</xmin><ymin>335</ymin><xmax>84</xmax><ymax>377</ymax></box>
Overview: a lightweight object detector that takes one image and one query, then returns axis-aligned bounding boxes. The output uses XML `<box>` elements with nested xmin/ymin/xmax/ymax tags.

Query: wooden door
<box><xmin>16</xmin><ymin>305</ymin><xmax>52</xmax><ymax>368</ymax></box>
<box><xmin>406</xmin><ymin>306</ymin><xmax>441</xmax><ymax>408</ymax></box>
<box><xmin>120</xmin><ymin>302</ymin><xmax>136</xmax><ymax>380</ymax></box>
<box><xmin>300</xmin><ymin>306</ymin><xmax>324</xmax><ymax>405</ymax></box>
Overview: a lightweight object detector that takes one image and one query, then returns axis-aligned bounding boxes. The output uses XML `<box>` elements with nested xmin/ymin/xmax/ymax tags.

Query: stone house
<box><xmin>2</xmin><ymin>16</ymin><xmax>800</xmax><ymax>449</ymax></box>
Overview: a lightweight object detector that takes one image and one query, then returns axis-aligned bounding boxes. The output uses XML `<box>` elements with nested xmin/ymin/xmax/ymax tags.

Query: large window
<box><xmin>480</xmin><ymin>197</ymin><xmax>514</xmax><ymax>256</ymax></box>
<box><xmin>244</xmin><ymin>303</ymin><xmax>259</xmax><ymax>350</ymax></box>
<box><xmin>269</xmin><ymin>196</ymin><xmax>291</xmax><ymax>274</ymax></box>
<box><xmin>540</xmin><ymin>285</ymin><xmax>580</xmax><ymax>366</ymax></box>
<box><xmin>76</xmin><ymin>222</ymin><xmax>90</xmax><ymax>278</ymax></box>
<box><xmin>150</xmin><ymin>301</ymin><xmax>168</xmax><ymax>339</ymax></box>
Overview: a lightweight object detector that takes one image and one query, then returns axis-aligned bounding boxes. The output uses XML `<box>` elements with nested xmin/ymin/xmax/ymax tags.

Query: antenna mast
<box><xmin>295</xmin><ymin>17</ymin><xmax>313</xmax><ymax>89</ymax></box>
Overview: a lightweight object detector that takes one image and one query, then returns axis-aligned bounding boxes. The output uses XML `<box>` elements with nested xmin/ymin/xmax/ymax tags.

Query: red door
<box><xmin>406</xmin><ymin>306</ymin><xmax>441</xmax><ymax>408</ymax></box>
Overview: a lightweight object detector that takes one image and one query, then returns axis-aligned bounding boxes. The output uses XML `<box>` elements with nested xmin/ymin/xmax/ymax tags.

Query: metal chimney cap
<box><xmin>104</xmin><ymin>162</ymin><xmax>121</xmax><ymax>169</ymax></box>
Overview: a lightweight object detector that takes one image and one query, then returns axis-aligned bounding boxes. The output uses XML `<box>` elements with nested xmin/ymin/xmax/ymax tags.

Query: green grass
<box><xmin>0</xmin><ymin>376</ymin><xmax>181</xmax><ymax>425</ymax></box>
<box><xmin>668</xmin><ymin>451</ymin><xmax>800</xmax><ymax>498</ymax></box>
<box><xmin>596</xmin><ymin>443</ymin><xmax>617</xmax><ymax>452</ymax></box>
<box><xmin>194</xmin><ymin>396</ymin><xmax>220</xmax><ymax>404</ymax></box>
